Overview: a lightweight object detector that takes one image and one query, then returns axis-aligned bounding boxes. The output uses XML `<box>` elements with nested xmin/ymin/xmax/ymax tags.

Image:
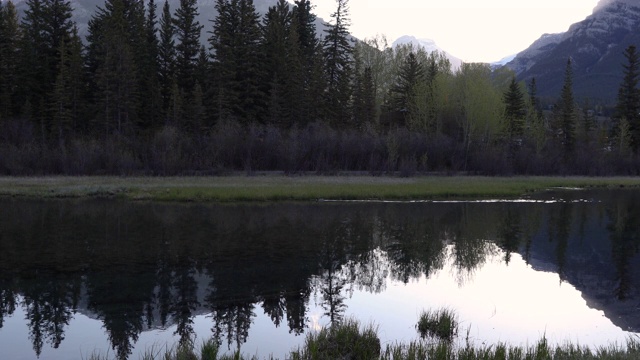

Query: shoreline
<box><xmin>1</xmin><ymin>175</ymin><xmax>640</xmax><ymax>202</ymax></box>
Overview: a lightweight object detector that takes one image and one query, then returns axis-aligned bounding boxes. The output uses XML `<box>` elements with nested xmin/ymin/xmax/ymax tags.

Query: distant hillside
<box><xmin>506</xmin><ymin>0</ymin><xmax>640</xmax><ymax>104</ymax></box>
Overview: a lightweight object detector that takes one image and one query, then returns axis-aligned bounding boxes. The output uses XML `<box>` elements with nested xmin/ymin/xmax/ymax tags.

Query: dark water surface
<box><xmin>1</xmin><ymin>189</ymin><xmax>639</xmax><ymax>359</ymax></box>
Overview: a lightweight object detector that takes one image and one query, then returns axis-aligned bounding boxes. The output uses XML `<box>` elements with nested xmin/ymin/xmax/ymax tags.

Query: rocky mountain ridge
<box><xmin>507</xmin><ymin>0</ymin><xmax>640</xmax><ymax>103</ymax></box>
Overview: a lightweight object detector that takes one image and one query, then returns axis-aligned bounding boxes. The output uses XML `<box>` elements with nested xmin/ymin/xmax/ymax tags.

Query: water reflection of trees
<box><xmin>0</xmin><ymin>195</ymin><xmax>638</xmax><ymax>358</ymax></box>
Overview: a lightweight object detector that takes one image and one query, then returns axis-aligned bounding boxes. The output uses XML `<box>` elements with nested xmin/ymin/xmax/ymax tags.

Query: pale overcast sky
<box><xmin>308</xmin><ymin>0</ymin><xmax>602</xmax><ymax>63</ymax></box>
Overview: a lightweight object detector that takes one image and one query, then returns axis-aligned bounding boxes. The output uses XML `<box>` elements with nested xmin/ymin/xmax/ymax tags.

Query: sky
<box><xmin>307</xmin><ymin>0</ymin><xmax>602</xmax><ymax>63</ymax></box>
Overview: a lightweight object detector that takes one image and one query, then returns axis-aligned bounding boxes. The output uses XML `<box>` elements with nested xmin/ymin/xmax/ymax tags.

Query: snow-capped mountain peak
<box><xmin>392</xmin><ymin>35</ymin><xmax>463</xmax><ymax>71</ymax></box>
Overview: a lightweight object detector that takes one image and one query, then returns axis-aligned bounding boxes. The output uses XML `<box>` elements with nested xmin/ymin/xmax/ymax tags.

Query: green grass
<box><xmin>417</xmin><ymin>307</ymin><xmax>459</xmax><ymax>341</ymax></box>
<box><xmin>289</xmin><ymin>318</ymin><xmax>380</xmax><ymax>360</ymax></box>
<box><xmin>1</xmin><ymin>175</ymin><xmax>640</xmax><ymax>202</ymax></box>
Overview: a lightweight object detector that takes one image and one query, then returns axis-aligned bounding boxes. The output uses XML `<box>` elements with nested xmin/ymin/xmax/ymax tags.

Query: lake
<box><xmin>0</xmin><ymin>189</ymin><xmax>639</xmax><ymax>359</ymax></box>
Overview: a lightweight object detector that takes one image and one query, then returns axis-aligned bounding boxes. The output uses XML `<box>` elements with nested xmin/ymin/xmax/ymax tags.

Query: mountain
<box><xmin>491</xmin><ymin>53</ymin><xmax>516</xmax><ymax>68</ymax></box>
<box><xmin>392</xmin><ymin>35</ymin><xmax>463</xmax><ymax>71</ymax></box>
<box><xmin>9</xmin><ymin>0</ymin><xmax>329</xmax><ymax>45</ymax></box>
<box><xmin>506</xmin><ymin>0</ymin><xmax>640</xmax><ymax>104</ymax></box>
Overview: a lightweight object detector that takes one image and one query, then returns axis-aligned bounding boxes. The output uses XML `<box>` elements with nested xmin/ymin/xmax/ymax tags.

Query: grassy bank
<box><xmin>1</xmin><ymin>176</ymin><xmax>640</xmax><ymax>202</ymax></box>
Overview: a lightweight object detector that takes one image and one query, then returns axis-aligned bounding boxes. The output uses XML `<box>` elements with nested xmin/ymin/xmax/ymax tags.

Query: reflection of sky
<box><xmin>1</xmin><ymin>245</ymin><xmax>637</xmax><ymax>359</ymax></box>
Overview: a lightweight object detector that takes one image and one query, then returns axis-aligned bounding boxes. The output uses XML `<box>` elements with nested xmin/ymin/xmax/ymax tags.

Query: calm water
<box><xmin>0</xmin><ymin>189</ymin><xmax>639</xmax><ymax>359</ymax></box>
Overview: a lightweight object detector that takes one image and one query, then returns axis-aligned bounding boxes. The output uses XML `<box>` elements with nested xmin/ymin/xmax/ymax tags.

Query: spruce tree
<box><xmin>352</xmin><ymin>65</ymin><xmax>376</xmax><ymax>127</ymax></box>
<box><xmin>51</xmin><ymin>39</ymin><xmax>72</xmax><ymax>140</ymax></box>
<box><xmin>18</xmin><ymin>0</ymin><xmax>50</xmax><ymax>136</ymax></box>
<box><xmin>615</xmin><ymin>45</ymin><xmax>640</xmax><ymax>153</ymax></box>
<box><xmin>283</xmin><ymin>19</ymin><xmax>305</xmax><ymax>126</ymax></box>
<box><xmin>173</xmin><ymin>0</ymin><xmax>202</xmax><ymax>97</ymax></box>
<box><xmin>18</xmin><ymin>0</ymin><xmax>75</xmax><ymax>139</ymax></box>
<box><xmin>558</xmin><ymin>58</ymin><xmax>576</xmax><ymax>157</ymax></box>
<box><xmin>66</xmin><ymin>26</ymin><xmax>86</xmax><ymax>133</ymax></box>
<box><xmin>322</xmin><ymin>0</ymin><xmax>353</xmax><ymax>128</ymax></box>
<box><xmin>0</xmin><ymin>1</ymin><xmax>21</xmax><ymax>120</ymax></box>
<box><xmin>390</xmin><ymin>52</ymin><xmax>424</xmax><ymax>126</ymax></box>
<box><xmin>262</xmin><ymin>0</ymin><xmax>292</xmax><ymax>127</ymax></box>
<box><xmin>210</xmin><ymin>0</ymin><xmax>264</xmax><ymax>124</ymax></box>
<box><xmin>87</xmin><ymin>0</ymin><xmax>140</xmax><ymax>135</ymax></box>
<box><xmin>292</xmin><ymin>0</ymin><xmax>323</xmax><ymax>123</ymax></box>
<box><xmin>503</xmin><ymin>76</ymin><xmax>525</xmax><ymax>142</ymax></box>
<box><xmin>528</xmin><ymin>77</ymin><xmax>542</xmax><ymax>120</ymax></box>
<box><xmin>158</xmin><ymin>0</ymin><xmax>176</xmax><ymax>123</ymax></box>
<box><xmin>138</xmin><ymin>0</ymin><xmax>162</xmax><ymax>131</ymax></box>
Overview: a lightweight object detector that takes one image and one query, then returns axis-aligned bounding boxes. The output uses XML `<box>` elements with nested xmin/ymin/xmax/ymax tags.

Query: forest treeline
<box><xmin>1</xmin><ymin>0</ymin><xmax>640</xmax><ymax>175</ymax></box>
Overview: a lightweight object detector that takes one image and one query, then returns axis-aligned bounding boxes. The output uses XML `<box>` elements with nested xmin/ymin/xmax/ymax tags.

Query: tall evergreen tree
<box><xmin>0</xmin><ymin>1</ymin><xmax>21</xmax><ymax>120</ymax></box>
<box><xmin>17</xmin><ymin>0</ymin><xmax>75</xmax><ymax>139</ymax></box>
<box><xmin>18</xmin><ymin>0</ymin><xmax>50</xmax><ymax>135</ymax></box>
<box><xmin>158</xmin><ymin>0</ymin><xmax>175</xmax><ymax>123</ymax></box>
<box><xmin>65</xmin><ymin>26</ymin><xmax>86</xmax><ymax>133</ymax></box>
<box><xmin>87</xmin><ymin>0</ymin><xmax>140</xmax><ymax>135</ymax></box>
<box><xmin>352</xmin><ymin>65</ymin><xmax>376</xmax><ymax>127</ymax></box>
<box><xmin>292</xmin><ymin>0</ymin><xmax>323</xmax><ymax>123</ymax></box>
<box><xmin>48</xmin><ymin>25</ymin><xmax>87</xmax><ymax>138</ymax></box>
<box><xmin>138</xmin><ymin>0</ymin><xmax>162</xmax><ymax>131</ymax></box>
<box><xmin>262</xmin><ymin>0</ymin><xmax>292</xmax><ymax>126</ymax></box>
<box><xmin>527</xmin><ymin>77</ymin><xmax>542</xmax><ymax>120</ymax></box>
<box><xmin>615</xmin><ymin>45</ymin><xmax>640</xmax><ymax>153</ymax></box>
<box><xmin>323</xmin><ymin>0</ymin><xmax>353</xmax><ymax>128</ymax></box>
<box><xmin>390</xmin><ymin>52</ymin><xmax>424</xmax><ymax>126</ymax></box>
<box><xmin>503</xmin><ymin>76</ymin><xmax>526</xmax><ymax>141</ymax></box>
<box><xmin>210</xmin><ymin>0</ymin><xmax>264</xmax><ymax>124</ymax></box>
<box><xmin>557</xmin><ymin>58</ymin><xmax>576</xmax><ymax>157</ymax></box>
<box><xmin>173</xmin><ymin>0</ymin><xmax>202</xmax><ymax>97</ymax></box>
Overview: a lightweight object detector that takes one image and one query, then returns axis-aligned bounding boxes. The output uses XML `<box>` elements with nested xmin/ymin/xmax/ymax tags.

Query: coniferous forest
<box><xmin>1</xmin><ymin>0</ymin><xmax>640</xmax><ymax>176</ymax></box>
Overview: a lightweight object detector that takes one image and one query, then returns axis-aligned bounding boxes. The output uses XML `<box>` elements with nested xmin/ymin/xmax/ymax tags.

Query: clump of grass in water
<box><xmin>79</xmin><ymin>321</ymin><xmax>640</xmax><ymax>359</ymax></box>
<box><xmin>417</xmin><ymin>307</ymin><xmax>458</xmax><ymax>341</ymax></box>
<box><xmin>290</xmin><ymin>318</ymin><xmax>381</xmax><ymax>359</ymax></box>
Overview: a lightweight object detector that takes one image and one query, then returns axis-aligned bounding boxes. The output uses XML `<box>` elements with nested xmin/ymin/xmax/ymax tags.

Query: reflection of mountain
<box><xmin>0</xmin><ymin>193</ymin><xmax>639</xmax><ymax>358</ymax></box>
<box><xmin>520</xmin><ymin>191</ymin><xmax>640</xmax><ymax>332</ymax></box>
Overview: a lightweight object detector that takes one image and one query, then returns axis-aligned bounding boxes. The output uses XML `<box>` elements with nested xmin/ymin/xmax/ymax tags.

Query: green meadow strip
<box><xmin>1</xmin><ymin>176</ymin><xmax>640</xmax><ymax>202</ymax></box>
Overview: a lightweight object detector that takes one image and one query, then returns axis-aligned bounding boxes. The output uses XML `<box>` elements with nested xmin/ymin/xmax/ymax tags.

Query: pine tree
<box><xmin>390</xmin><ymin>52</ymin><xmax>424</xmax><ymax>126</ymax></box>
<box><xmin>42</xmin><ymin>0</ymin><xmax>74</xmax><ymax>75</ymax></box>
<box><xmin>527</xmin><ymin>77</ymin><xmax>542</xmax><ymax>120</ymax></box>
<box><xmin>282</xmin><ymin>18</ymin><xmax>305</xmax><ymax>126</ymax></box>
<box><xmin>262</xmin><ymin>0</ymin><xmax>292</xmax><ymax>127</ymax></box>
<box><xmin>66</xmin><ymin>26</ymin><xmax>86</xmax><ymax>132</ymax></box>
<box><xmin>0</xmin><ymin>1</ymin><xmax>21</xmax><ymax>120</ymax></box>
<box><xmin>18</xmin><ymin>0</ymin><xmax>51</xmax><ymax>136</ymax></box>
<box><xmin>558</xmin><ymin>58</ymin><xmax>576</xmax><ymax>157</ymax></box>
<box><xmin>352</xmin><ymin>65</ymin><xmax>376</xmax><ymax>127</ymax></box>
<box><xmin>323</xmin><ymin>0</ymin><xmax>353</xmax><ymax>128</ymax></box>
<box><xmin>173</xmin><ymin>0</ymin><xmax>202</xmax><ymax>96</ymax></box>
<box><xmin>51</xmin><ymin>39</ymin><xmax>72</xmax><ymax>140</ymax></box>
<box><xmin>503</xmin><ymin>76</ymin><xmax>526</xmax><ymax>142</ymax></box>
<box><xmin>210</xmin><ymin>0</ymin><xmax>264</xmax><ymax>124</ymax></box>
<box><xmin>615</xmin><ymin>45</ymin><xmax>640</xmax><ymax>153</ymax></box>
<box><xmin>88</xmin><ymin>0</ymin><xmax>140</xmax><ymax>135</ymax></box>
<box><xmin>138</xmin><ymin>0</ymin><xmax>162</xmax><ymax>131</ymax></box>
<box><xmin>292</xmin><ymin>0</ymin><xmax>323</xmax><ymax>123</ymax></box>
<box><xmin>17</xmin><ymin>0</ymin><xmax>75</xmax><ymax>139</ymax></box>
<box><xmin>158</xmin><ymin>0</ymin><xmax>175</xmax><ymax>123</ymax></box>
